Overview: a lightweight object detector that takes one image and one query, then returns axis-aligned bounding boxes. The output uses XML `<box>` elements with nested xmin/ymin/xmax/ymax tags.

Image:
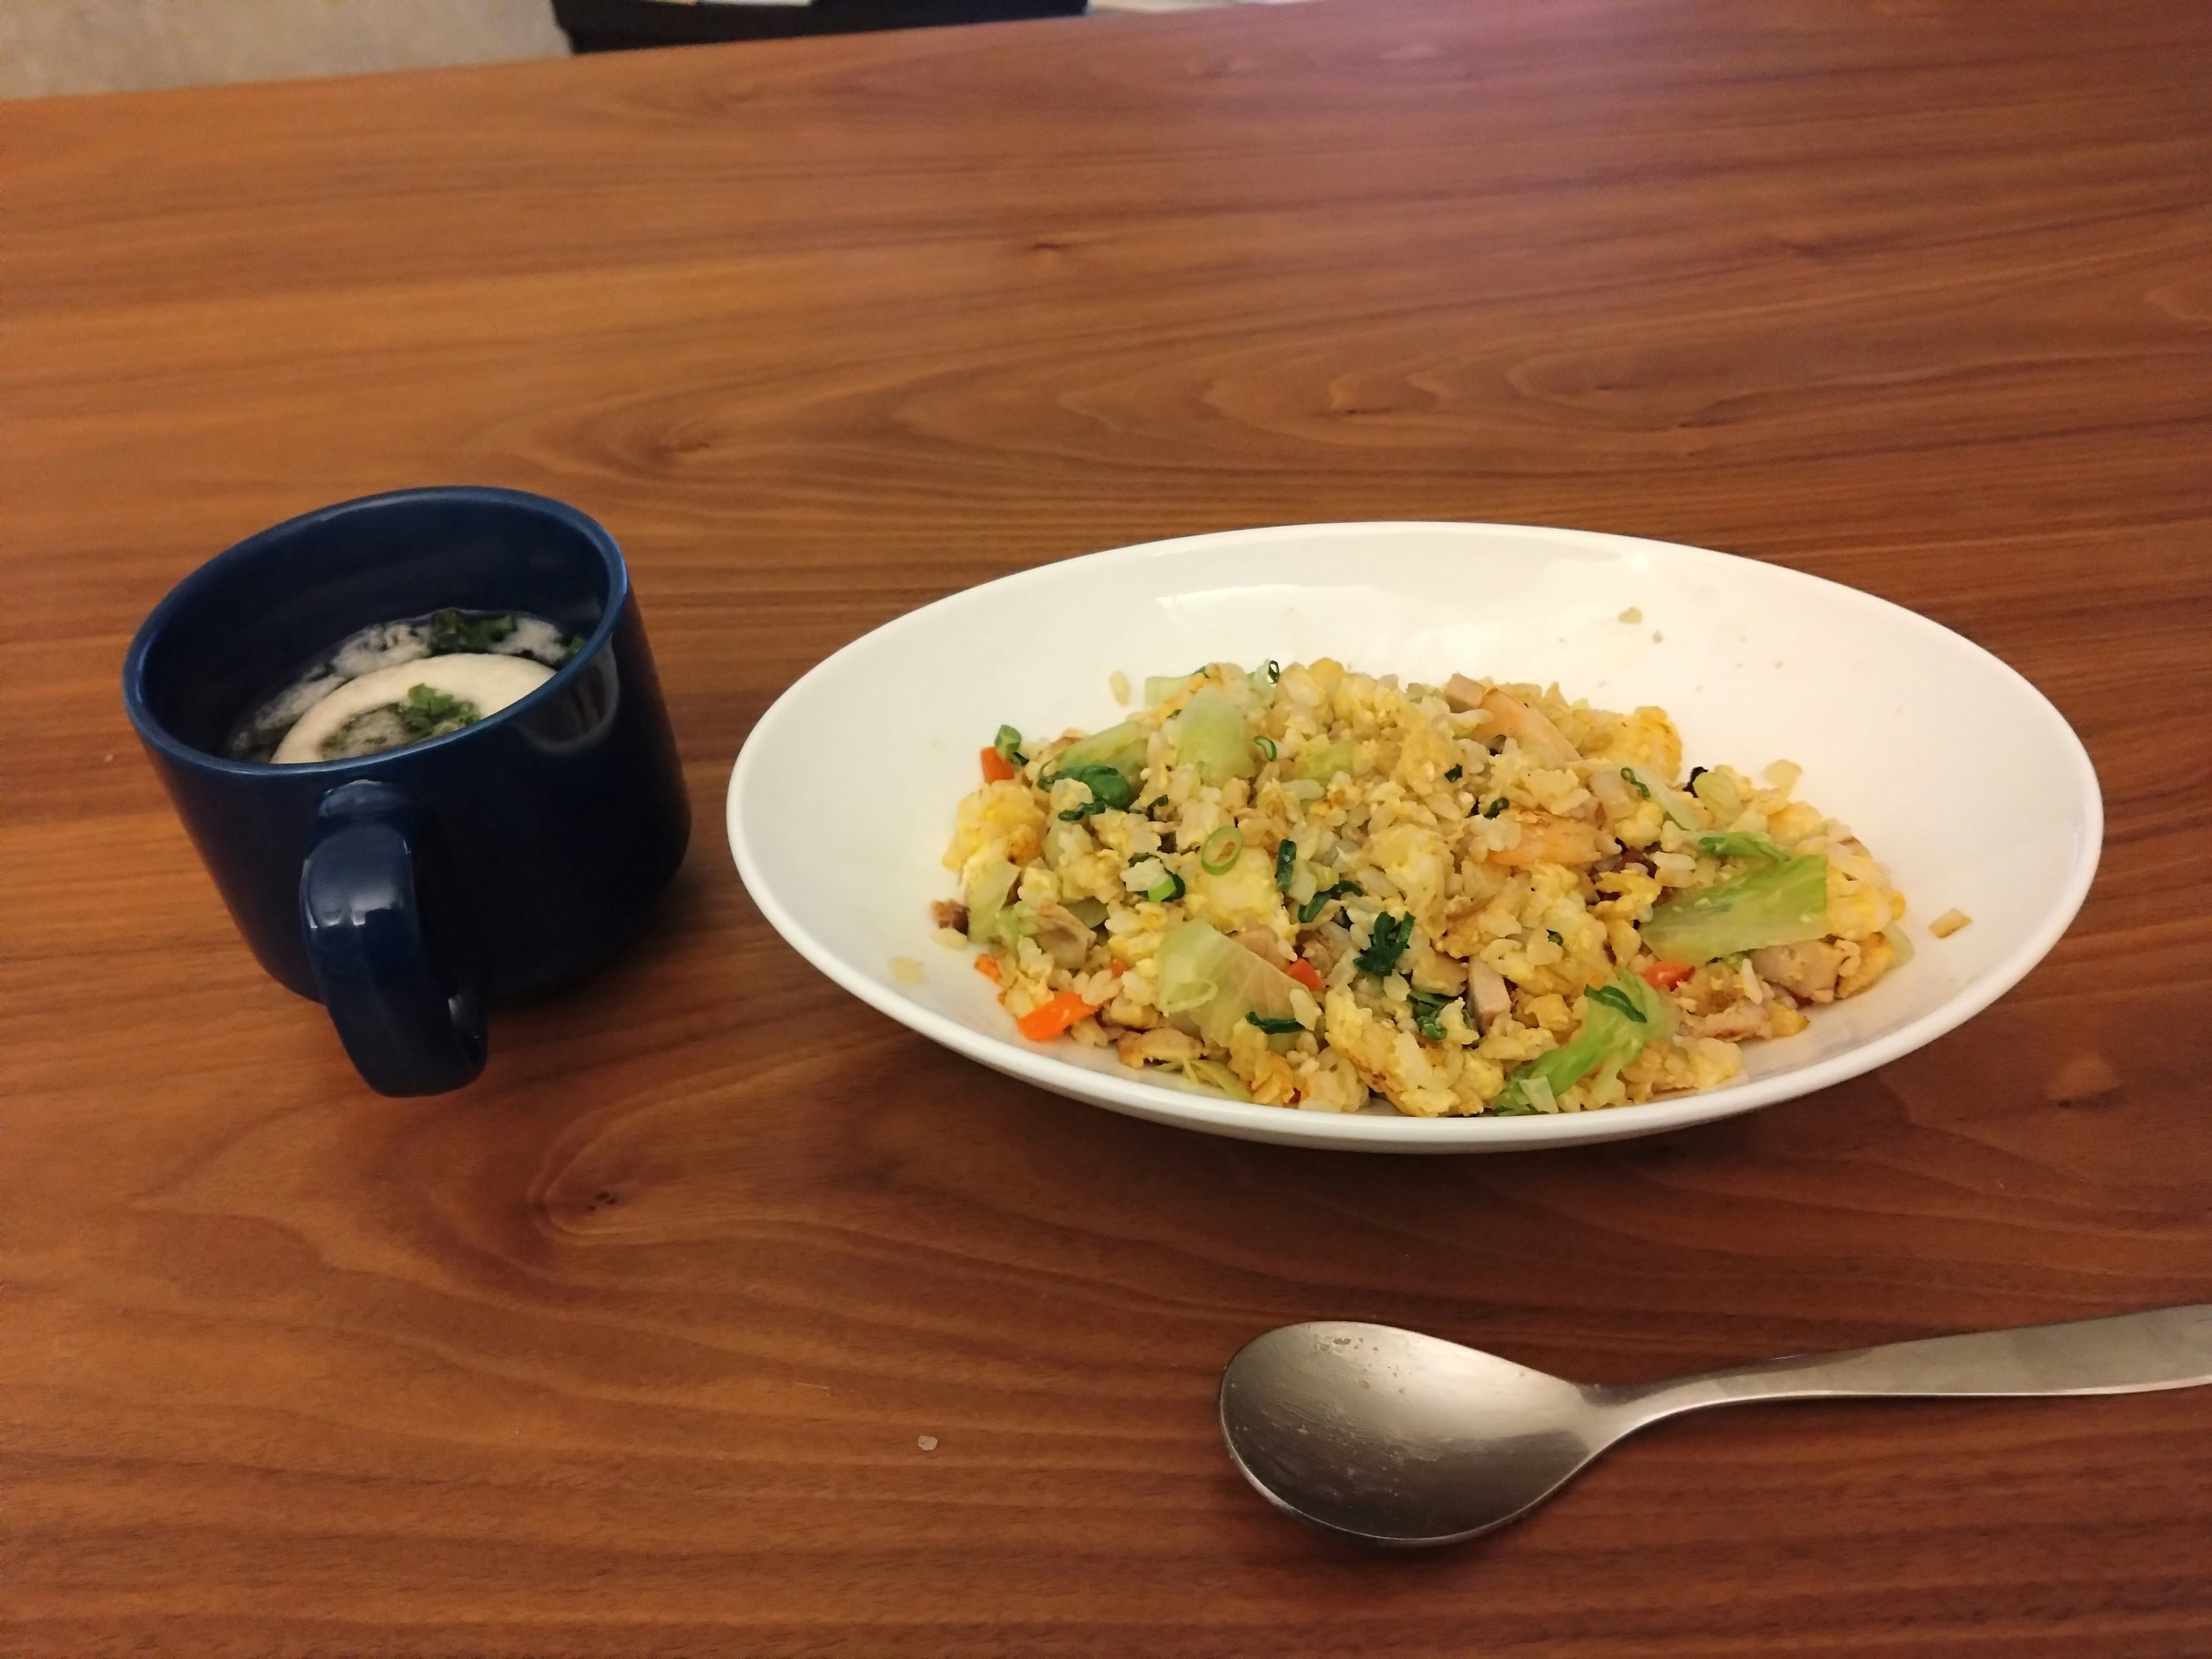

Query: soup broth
<box><xmin>225</xmin><ymin>609</ymin><xmax>580</xmax><ymax>764</ymax></box>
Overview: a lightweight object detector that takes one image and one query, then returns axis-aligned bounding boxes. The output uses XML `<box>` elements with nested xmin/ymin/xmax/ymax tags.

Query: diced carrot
<box><xmin>1016</xmin><ymin>991</ymin><xmax>1093</xmax><ymax>1043</ymax></box>
<box><xmin>980</xmin><ymin>746</ymin><xmax>1016</xmax><ymax>783</ymax></box>
<box><xmin>1640</xmin><ymin>959</ymin><xmax>1695</xmax><ymax>991</ymax></box>
<box><xmin>972</xmin><ymin>953</ymin><xmax>1002</xmax><ymax>983</ymax></box>
<box><xmin>1109</xmin><ymin>961</ymin><xmax>1127</xmax><ymax>976</ymax></box>
<box><xmin>1285</xmin><ymin>958</ymin><xmax>1325</xmax><ymax>995</ymax></box>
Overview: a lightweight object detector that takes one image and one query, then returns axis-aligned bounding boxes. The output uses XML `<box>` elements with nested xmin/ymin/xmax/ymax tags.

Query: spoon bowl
<box><xmin>1218</xmin><ymin>1321</ymin><xmax>1625</xmax><ymax>1545</ymax></box>
<box><xmin>1220</xmin><ymin>1307</ymin><xmax>2212</xmax><ymax>1546</ymax></box>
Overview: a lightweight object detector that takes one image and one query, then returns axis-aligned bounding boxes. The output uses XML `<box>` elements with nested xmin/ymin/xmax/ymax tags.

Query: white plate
<box><xmin>728</xmin><ymin>524</ymin><xmax>2100</xmax><ymax>1152</ymax></box>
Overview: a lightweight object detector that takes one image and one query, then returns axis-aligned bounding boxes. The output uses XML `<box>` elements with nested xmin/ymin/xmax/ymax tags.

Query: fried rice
<box><xmin>939</xmin><ymin>660</ymin><xmax>1906</xmax><ymax>1117</ymax></box>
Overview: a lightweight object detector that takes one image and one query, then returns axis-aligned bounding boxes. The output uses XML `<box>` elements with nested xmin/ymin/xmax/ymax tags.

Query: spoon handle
<box><xmin>1612</xmin><ymin>1305</ymin><xmax>2212</xmax><ymax>1421</ymax></box>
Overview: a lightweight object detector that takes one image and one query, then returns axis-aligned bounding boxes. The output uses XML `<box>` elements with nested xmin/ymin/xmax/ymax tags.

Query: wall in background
<box><xmin>0</xmin><ymin>0</ymin><xmax>569</xmax><ymax>99</ymax></box>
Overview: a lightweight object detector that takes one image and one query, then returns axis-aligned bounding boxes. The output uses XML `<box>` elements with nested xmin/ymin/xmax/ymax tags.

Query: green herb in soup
<box><xmin>224</xmin><ymin>608</ymin><xmax>578</xmax><ymax>764</ymax></box>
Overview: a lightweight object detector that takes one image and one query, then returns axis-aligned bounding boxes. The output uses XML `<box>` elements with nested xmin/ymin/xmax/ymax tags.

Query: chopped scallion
<box><xmin>1244</xmin><ymin>1012</ymin><xmax>1304</xmax><ymax>1035</ymax></box>
<box><xmin>1274</xmin><ymin>838</ymin><xmax>1298</xmax><ymax>892</ymax></box>
<box><xmin>1407</xmin><ymin>989</ymin><xmax>1455</xmax><ymax>1041</ymax></box>
<box><xmin>1353</xmin><ymin>911</ymin><xmax>1414</xmax><ymax>976</ymax></box>
<box><xmin>1484</xmin><ymin>798</ymin><xmax>1509</xmax><ymax>819</ymax></box>
<box><xmin>993</xmin><ymin>724</ymin><xmax>1027</xmax><ymax>766</ymax></box>
<box><xmin>1146</xmin><ymin>870</ymin><xmax>1186</xmax><ymax>904</ymax></box>
<box><xmin>1445</xmin><ymin>765</ymin><xmax>1462</xmax><ymax>782</ymax></box>
<box><xmin>1199</xmin><ymin>825</ymin><xmax>1243</xmax><ymax>874</ymax></box>
<box><xmin>1255</xmin><ymin>735</ymin><xmax>1277</xmax><ymax>762</ymax></box>
<box><xmin>1297</xmin><ymin>880</ymin><xmax>1363</xmax><ymax>925</ymax></box>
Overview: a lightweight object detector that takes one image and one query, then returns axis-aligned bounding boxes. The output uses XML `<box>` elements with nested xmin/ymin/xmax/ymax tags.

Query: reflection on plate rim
<box><xmin>728</xmin><ymin>522</ymin><xmax>2102</xmax><ymax>1150</ymax></box>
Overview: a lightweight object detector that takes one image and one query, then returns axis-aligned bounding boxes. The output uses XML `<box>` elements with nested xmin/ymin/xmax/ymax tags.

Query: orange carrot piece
<box><xmin>972</xmin><ymin>953</ymin><xmax>1002</xmax><ymax>983</ymax></box>
<box><xmin>1640</xmin><ymin>959</ymin><xmax>1694</xmax><ymax>991</ymax></box>
<box><xmin>1285</xmin><ymin>958</ymin><xmax>1325</xmax><ymax>995</ymax></box>
<box><xmin>1016</xmin><ymin>991</ymin><xmax>1093</xmax><ymax>1043</ymax></box>
<box><xmin>980</xmin><ymin>746</ymin><xmax>1016</xmax><ymax>783</ymax></box>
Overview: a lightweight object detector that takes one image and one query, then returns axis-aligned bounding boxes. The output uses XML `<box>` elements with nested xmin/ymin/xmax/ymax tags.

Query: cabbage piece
<box><xmin>1641</xmin><ymin>855</ymin><xmax>1830</xmax><ymax>963</ymax></box>
<box><xmin>1499</xmin><ymin>972</ymin><xmax>1671</xmax><ymax>1108</ymax></box>
<box><xmin>1696</xmin><ymin>831</ymin><xmax>1788</xmax><ymax>863</ymax></box>
<box><xmin>1180</xmin><ymin>1058</ymin><xmax>1251</xmax><ymax>1102</ymax></box>
<box><xmin>1293</xmin><ymin>740</ymin><xmax>1355</xmax><ymax>786</ymax></box>
<box><xmin>1690</xmin><ymin>767</ymin><xmax>1743</xmax><ymax>820</ymax></box>
<box><xmin>1143</xmin><ymin>672</ymin><xmax>1205</xmax><ymax>707</ymax></box>
<box><xmin>963</xmin><ymin>855</ymin><xmax>1020</xmax><ymax>945</ymax></box>
<box><xmin>1171</xmin><ymin>688</ymin><xmax>1258</xmax><ymax>785</ymax></box>
<box><xmin>1621</xmin><ymin>764</ymin><xmax>1705</xmax><ymax>830</ymax></box>
<box><xmin>1048</xmin><ymin>719</ymin><xmax>1148</xmax><ymax>788</ymax></box>
<box><xmin>1153</xmin><ymin>918</ymin><xmax>1301</xmax><ymax>1047</ymax></box>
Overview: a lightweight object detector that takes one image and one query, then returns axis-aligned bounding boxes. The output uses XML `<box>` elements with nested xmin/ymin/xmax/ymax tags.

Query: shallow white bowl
<box><xmin>728</xmin><ymin>524</ymin><xmax>2100</xmax><ymax>1152</ymax></box>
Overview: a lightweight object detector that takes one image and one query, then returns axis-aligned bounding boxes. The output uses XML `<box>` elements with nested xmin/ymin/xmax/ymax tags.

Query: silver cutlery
<box><xmin>1219</xmin><ymin>1306</ymin><xmax>2212</xmax><ymax>1545</ymax></box>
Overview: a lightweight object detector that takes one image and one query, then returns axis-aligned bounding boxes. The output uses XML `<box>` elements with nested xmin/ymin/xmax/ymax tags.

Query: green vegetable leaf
<box><xmin>1641</xmin><ymin>855</ymin><xmax>1831</xmax><ymax>963</ymax></box>
<box><xmin>395</xmin><ymin>683</ymin><xmax>482</xmax><ymax>738</ymax></box>
<box><xmin>1293</xmin><ymin>741</ymin><xmax>1355</xmax><ymax>786</ymax></box>
<box><xmin>1484</xmin><ymin>798</ymin><xmax>1509</xmax><ymax>819</ymax></box>
<box><xmin>1622</xmin><ymin>764</ymin><xmax>1705</xmax><ymax>830</ymax></box>
<box><xmin>1155</xmin><ymin>919</ymin><xmax>1303</xmax><ymax>1047</ymax></box>
<box><xmin>1050</xmin><ymin>763</ymin><xmax>1134</xmax><ymax>813</ymax></box>
<box><xmin>1354</xmin><ymin>912</ymin><xmax>1414</xmax><ymax>976</ymax></box>
<box><xmin>1245</xmin><ymin>1012</ymin><xmax>1304</xmax><ymax>1035</ymax></box>
<box><xmin>1173</xmin><ymin>688</ymin><xmax>1260</xmax><ymax>786</ymax></box>
<box><xmin>1498</xmin><ymin>971</ymin><xmax>1673</xmax><ymax>1109</ymax></box>
<box><xmin>1407</xmin><ymin>989</ymin><xmax>1455</xmax><ymax>1041</ymax></box>
<box><xmin>1047</xmin><ymin>719</ymin><xmax>1147</xmax><ymax>790</ymax></box>
<box><xmin>1445</xmin><ymin>765</ymin><xmax>1463</xmax><ymax>782</ymax></box>
<box><xmin>1586</xmin><ymin>983</ymin><xmax>1646</xmax><ymax>1023</ymax></box>
<box><xmin>1697</xmin><ymin>831</ymin><xmax>1788</xmax><ymax>863</ymax></box>
<box><xmin>429</xmin><ymin>609</ymin><xmax>516</xmax><ymax>654</ymax></box>
<box><xmin>1297</xmin><ymin>880</ymin><xmax>1364</xmax><ymax>925</ymax></box>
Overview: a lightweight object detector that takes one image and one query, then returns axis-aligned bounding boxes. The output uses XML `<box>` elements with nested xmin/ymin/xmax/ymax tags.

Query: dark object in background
<box><xmin>555</xmin><ymin>0</ymin><xmax>1086</xmax><ymax>54</ymax></box>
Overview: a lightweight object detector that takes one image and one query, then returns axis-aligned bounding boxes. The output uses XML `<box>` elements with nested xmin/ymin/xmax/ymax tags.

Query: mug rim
<box><xmin>123</xmin><ymin>485</ymin><xmax>630</xmax><ymax>777</ymax></box>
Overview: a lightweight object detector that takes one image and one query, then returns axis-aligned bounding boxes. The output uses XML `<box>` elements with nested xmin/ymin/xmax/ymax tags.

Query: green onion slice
<box><xmin>1199</xmin><ymin>825</ymin><xmax>1243</xmax><ymax>874</ymax></box>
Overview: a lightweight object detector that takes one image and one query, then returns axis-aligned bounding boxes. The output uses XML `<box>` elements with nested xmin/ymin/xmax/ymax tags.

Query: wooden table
<box><xmin>7</xmin><ymin>2</ymin><xmax>2210</xmax><ymax>1652</ymax></box>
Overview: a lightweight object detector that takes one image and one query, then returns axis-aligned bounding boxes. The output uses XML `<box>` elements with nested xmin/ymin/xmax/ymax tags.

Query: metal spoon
<box><xmin>1219</xmin><ymin>1305</ymin><xmax>2212</xmax><ymax>1546</ymax></box>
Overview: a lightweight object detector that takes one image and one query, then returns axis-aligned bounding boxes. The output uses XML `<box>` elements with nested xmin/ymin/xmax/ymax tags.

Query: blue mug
<box><xmin>123</xmin><ymin>486</ymin><xmax>691</xmax><ymax>1096</ymax></box>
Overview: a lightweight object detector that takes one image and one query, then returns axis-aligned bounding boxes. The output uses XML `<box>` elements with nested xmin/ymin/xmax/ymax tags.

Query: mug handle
<box><xmin>298</xmin><ymin>779</ymin><xmax>487</xmax><ymax>1096</ymax></box>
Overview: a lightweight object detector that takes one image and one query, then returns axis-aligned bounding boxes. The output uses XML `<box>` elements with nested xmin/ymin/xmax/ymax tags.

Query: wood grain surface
<box><xmin>5</xmin><ymin>1</ymin><xmax>2211</xmax><ymax>1653</ymax></box>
